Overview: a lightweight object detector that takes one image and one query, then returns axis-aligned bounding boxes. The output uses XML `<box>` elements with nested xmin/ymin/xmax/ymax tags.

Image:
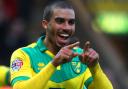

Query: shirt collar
<box><xmin>37</xmin><ymin>35</ymin><xmax>48</xmax><ymax>52</ymax></box>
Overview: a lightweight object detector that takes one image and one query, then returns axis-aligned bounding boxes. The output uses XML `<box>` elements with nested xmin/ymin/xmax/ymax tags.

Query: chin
<box><xmin>56</xmin><ymin>42</ymin><xmax>65</xmax><ymax>48</ymax></box>
<box><xmin>57</xmin><ymin>43</ymin><xmax>64</xmax><ymax>48</ymax></box>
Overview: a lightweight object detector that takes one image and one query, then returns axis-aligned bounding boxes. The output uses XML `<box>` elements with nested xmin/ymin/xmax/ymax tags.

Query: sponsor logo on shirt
<box><xmin>11</xmin><ymin>58</ymin><xmax>23</xmax><ymax>71</ymax></box>
<box><xmin>38</xmin><ymin>62</ymin><xmax>45</xmax><ymax>70</ymax></box>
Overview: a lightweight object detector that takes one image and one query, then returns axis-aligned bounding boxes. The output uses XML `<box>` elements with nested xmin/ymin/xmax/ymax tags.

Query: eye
<box><xmin>68</xmin><ymin>19</ymin><xmax>75</xmax><ymax>25</ymax></box>
<box><xmin>55</xmin><ymin>17</ymin><xmax>65</xmax><ymax>24</ymax></box>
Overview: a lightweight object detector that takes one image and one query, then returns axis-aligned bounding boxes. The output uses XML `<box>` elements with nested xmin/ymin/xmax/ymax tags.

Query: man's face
<box><xmin>46</xmin><ymin>8</ymin><xmax>75</xmax><ymax>47</ymax></box>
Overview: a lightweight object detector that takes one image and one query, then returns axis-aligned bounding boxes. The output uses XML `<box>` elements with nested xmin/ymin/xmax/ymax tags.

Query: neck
<box><xmin>44</xmin><ymin>38</ymin><xmax>60</xmax><ymax>55</ymax></box>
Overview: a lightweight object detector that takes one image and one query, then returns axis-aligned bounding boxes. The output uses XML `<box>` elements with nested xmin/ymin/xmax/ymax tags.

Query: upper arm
<box><xmin>10</xmin><ymin>48</ymin><xmax>32</xmax><ymax>86</ymax></box>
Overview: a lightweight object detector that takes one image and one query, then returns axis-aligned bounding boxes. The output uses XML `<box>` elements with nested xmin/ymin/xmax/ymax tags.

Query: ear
<box><xmin>42</xmin><ymin>20</ymin><xmax>48</xmax><ymax>29</ymax></box>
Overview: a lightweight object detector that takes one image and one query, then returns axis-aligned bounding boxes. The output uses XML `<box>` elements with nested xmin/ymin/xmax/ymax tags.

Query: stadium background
<box><xmin>0</xmin><ymin>0</ymin><xmax>128</xmax><ymax>89</ymax></box>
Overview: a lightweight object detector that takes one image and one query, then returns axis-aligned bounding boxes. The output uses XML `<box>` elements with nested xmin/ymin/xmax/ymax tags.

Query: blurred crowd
<box><xmin>0</xmin><ymin>0</ymin><xmax>34</xmax><ymax>66</ymax></box>
<box><xmin>0</xmin><ymin>0</ymin><xmax>58</xmax><ymax>66</ymax></box>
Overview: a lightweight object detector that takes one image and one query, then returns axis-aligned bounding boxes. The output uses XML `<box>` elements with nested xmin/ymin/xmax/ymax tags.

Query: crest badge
<box><xmin>71</xmin><ymin>61</ymin><xmax>81</xmax><ymax>74</ymax></box>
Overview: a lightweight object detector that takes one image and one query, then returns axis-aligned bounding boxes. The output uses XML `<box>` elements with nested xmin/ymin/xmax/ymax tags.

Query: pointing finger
<box><xmin>66</xmin><ymin>41</ymin><xmax>80</xmax><ymax>49</ymax></box>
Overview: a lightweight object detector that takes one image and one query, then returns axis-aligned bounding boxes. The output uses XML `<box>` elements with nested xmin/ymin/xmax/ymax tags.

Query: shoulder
<box><xmin>12</xmin><ymin>43</ymin><xmax>37</xmax><ymax>55</ymax></box>
<box><xmin>10</xmin><ymin>43</ymin><xmax>36</xmax><ymax>63</ymax></box>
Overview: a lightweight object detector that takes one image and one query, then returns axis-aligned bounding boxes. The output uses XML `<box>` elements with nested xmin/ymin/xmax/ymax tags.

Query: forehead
<box><xmin>52</xmin><ymin>8</ymin><xmax>75</xmax><ymax>19</ymax></box>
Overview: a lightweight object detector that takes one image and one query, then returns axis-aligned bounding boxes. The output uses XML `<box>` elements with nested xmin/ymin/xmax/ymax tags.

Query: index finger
<box><xmin>66</xmin><ymin>41</ymin><xmax>80</xmax><ymax>49</ymax></box>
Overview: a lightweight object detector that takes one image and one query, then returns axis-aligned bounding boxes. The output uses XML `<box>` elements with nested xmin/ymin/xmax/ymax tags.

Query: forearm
<box><xmin>13</xmin><ymin>62</ymin><xmax>56</xmax><ymax>89</ymax></box>
<box><xmin>88</xmin><ymin>63</ymin><xmax>113</xmax><ymax>89</ymax></box>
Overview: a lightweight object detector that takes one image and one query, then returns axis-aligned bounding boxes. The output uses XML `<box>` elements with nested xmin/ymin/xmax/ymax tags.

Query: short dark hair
<box><xmin>43</xmin><ymin>1</ymin><xmax>74</xmax><ymax>21</ymax></box>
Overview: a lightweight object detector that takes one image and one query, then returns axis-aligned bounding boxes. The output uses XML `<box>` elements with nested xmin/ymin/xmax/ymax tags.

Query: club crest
<box><xmin>71</xmin><ymin>61</ymin><xmax>81</xmax><ymax>74</ymax></box>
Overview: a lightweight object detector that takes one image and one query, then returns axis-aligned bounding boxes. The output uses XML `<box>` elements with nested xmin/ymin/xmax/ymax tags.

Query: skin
<box><xmin>43</xmin><ymin>8</ymin><xmax>75</xmax><ymax>52</ymax></box>
<box><xmin>42</xmin><ymin>8</ymin><xmax>99</xmax><ymax>67</ymax></box>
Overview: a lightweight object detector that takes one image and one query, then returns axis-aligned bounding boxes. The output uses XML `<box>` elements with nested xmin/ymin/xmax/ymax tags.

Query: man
<box><xmin>10</xmin><ymin>1</ymin><xmax>113</xmax><ymax>89</ymax></box>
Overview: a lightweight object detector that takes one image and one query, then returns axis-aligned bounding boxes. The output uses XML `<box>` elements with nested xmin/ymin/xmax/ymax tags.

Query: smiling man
<box><xmin>10</xmin><ymin>1</ymin><xmax>113</xmax><ymax>89</ymax></box>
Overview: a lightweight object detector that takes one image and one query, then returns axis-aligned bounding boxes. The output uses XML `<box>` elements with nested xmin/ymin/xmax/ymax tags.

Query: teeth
<box><xmin>60</xmin><ymin>34</ymin><xmax>69</xmax><ymax>37</ymax></box>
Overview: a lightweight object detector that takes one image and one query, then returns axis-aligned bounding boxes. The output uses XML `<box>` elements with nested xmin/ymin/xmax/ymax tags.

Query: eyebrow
<box><xmin>54</xmin><ymin>16</ymin><xmax>75</xmax><ymax>19</ymax></box>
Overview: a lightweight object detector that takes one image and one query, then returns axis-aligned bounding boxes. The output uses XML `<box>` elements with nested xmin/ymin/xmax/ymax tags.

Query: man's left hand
<box><xmin>79</xmin><ymin>41</ymin><xmax>99</xmax><ymax>67</ymax></box>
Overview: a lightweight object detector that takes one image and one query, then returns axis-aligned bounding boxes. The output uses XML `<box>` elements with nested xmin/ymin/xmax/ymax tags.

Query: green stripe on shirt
<box><xmin>11</xmin><ymin>76</ymin><xmax>30</xmax><ymax>86</ymax></box>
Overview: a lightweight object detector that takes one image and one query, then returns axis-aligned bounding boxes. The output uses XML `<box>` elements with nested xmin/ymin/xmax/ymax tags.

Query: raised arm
<box><xmin>80</xmin><ymin>41</ymin><xmax>113</xmax><ymax>89</ymax></box>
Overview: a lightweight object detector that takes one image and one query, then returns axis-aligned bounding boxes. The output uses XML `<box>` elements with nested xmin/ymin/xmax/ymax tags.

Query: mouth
<box><xmin>58</xmin><ymin>33</ymin><xmax>69</xmax><ymax>39</ymax></box>
<box><xmin>56</xmin><ymin>32</ymin><xmax>71</xmax><ymax>46</ymax></box>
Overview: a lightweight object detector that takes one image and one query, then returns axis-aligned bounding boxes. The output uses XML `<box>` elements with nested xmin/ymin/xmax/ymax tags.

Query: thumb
<box><xmin>84</xmin><ymin>41</ymin><xmax>90</xmax><ymax>51</ymax></box>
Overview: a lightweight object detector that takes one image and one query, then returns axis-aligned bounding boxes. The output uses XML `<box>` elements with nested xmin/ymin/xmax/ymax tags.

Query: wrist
<box><xmin>51</xmin><ymin>60</ymin><xmax>59</xmax><ymax>67</ymax></box>
<box><xmin>88</xmin><ymin>62</ymin><xmax>100</xmax><ymax>75</ymax></box>
<box><xmin>88</xmin><ymin>60</ymin><xmax>98</xmax><ymax>68</ymax></box>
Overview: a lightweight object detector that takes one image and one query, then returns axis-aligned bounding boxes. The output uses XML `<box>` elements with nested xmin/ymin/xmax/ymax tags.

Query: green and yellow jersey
<box><xmin>0</xmin><ymin>66</ymin><xmax>10</xmax><ymax>87</ymax></box>
<box><xmin>10</xmin><ymin>36</ymin><xmax>113</xmax><ymax>89</ymax></box>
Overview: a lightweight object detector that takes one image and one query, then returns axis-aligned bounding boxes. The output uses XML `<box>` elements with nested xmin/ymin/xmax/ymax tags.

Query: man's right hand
<box><xmin>52</xmin><ymin>42</ymin><xmax>80</xmax><ymax>67</ymax></box>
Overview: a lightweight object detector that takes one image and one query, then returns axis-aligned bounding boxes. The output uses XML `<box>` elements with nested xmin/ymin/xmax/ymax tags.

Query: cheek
<box><xmin>47</xmin><ymin>24</ymin><xmax>55</xmax><ymax>34</ymax></box>
<box><xmin>47</xmin><ymin>25</ymin><xmax>57</xmax><ymax>41</ymax></box>
<box><xmin>71</xmin><ymin>26</ymin><xmax>75</xmax><ymax>35</ymax></box>
<box><xmin>54</xmin><ymin>24</ymin><xmax>62</xmax><ymax>30</ymax></box>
